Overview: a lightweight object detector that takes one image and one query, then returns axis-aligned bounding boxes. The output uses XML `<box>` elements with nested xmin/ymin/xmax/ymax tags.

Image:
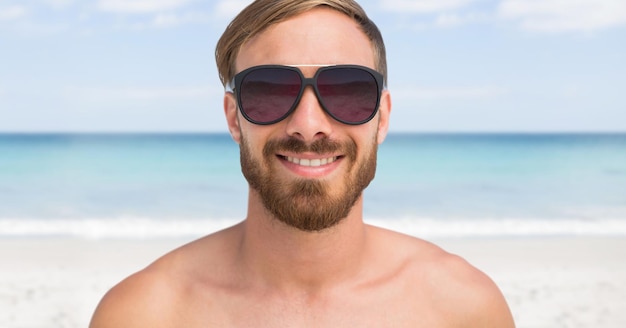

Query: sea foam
<box><xmin>2</xmin><ymin>216</ymin><xmax>626</xmax><ymax>239</ymax></box>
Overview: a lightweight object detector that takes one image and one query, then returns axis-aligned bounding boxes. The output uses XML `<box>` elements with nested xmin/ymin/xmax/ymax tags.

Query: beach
<box><xmin>1</xmin><ymin>235</ymin><xmax>625</xmax><ymax>328</ymax></box>
<box><xmin>442</xmin><ymin>236</ymin><xmax>626</xmax><ymax>328</ymax></box>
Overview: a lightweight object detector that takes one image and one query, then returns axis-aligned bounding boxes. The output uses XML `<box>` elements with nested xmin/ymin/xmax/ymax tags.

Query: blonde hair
<box><xmin>215</xmin><ymin>0</ymin><xmax>387</xmax><ymax>87</ymax></box>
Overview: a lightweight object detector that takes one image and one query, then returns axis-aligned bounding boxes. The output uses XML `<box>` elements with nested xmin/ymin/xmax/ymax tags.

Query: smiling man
<box><xmin>90</xmin><ymin>1</ymin><xmax>515</xmax><ymax>327</ymax></box>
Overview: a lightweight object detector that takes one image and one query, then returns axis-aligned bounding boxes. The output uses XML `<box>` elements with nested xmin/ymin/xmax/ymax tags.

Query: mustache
<box><xmin>263</xmin><ymin>137</ymin><xmax>357</xmax><ymax>160</ymax></box>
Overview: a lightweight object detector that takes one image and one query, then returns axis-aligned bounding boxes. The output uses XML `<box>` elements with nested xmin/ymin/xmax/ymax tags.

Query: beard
<box><xmin>240</xmin><ymin>135</ymin><xmax>377</xmax><ymax>232</ymax></box>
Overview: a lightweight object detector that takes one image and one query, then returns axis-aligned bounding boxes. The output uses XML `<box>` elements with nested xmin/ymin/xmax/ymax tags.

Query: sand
<box><xmin>1</xmin><ymin>236</ymin><xmax>625</xmax><ymax>327</ymax></box>
<box><xmin>440</xmin><ymin>237</ymin><xmax>626</xmax><ymax>327</ymax></box>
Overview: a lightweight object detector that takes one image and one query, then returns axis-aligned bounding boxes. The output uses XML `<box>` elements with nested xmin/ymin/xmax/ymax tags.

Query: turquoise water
<box><xmin>373</xmin><ymin>134</ymin><xmax>626</xmax><ymax>219</ymax></box>
<box><xmin>1</xmin><ymin>133</ymin><xmax>625</xmax><ymax>238</ymax></box>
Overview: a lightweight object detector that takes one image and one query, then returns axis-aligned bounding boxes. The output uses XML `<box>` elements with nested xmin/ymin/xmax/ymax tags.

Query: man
<box><xmin>90</xmin><ymin>0</ymin><xmax>515</xmax><ymax>327</ymax></box>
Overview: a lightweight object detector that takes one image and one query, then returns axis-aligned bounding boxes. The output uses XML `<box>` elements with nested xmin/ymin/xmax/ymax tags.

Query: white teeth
<box><xmin>287</xmin><ymin>156</ymin><xmax>337</xmax><ymax>167</ymax></box>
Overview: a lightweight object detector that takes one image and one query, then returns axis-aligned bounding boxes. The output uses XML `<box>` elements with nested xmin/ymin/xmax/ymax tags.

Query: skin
<box><xmin>90</xmin><ymin>8</ymin><xmax>515</xmax><ymax>328</ymax></box>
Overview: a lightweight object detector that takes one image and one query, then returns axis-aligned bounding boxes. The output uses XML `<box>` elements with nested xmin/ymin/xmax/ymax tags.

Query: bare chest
<box><xmin>174</xmin><ymin>284</ymin><xmax>452</xmax><ymax>328</ymax></box>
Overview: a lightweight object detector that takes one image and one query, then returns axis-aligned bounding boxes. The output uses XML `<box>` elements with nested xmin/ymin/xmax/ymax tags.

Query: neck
<box><xmin>237</xmin><ymin>188</ymin><xmax>369</xmax><ymax>293</ymax></box>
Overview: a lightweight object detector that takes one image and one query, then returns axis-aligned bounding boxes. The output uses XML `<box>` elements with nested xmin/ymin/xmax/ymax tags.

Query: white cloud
<box><xmin>381</xmin><ymin>0</ymin><xmax>478</xmax><ymax>13</ymax></box>
<box><xmin>214</xmin><ymin>0</ymin><xmax>252</xmax><ymax>20</ymax></box>
<box><xmin>498</xmin><ymin>0</ymin><xmax>626</xmax><ymax>33</ymax></box>
<box><xmin>152</xmin><ymin>13</ymin><xmax>180</xmax><ymax>27</ymax></box>
<box><xmin>0</xmin><ymin>5</ymin><xmax>27</xmax><ymax>21</ymax></box>
<box><xmin>434</xmin><ymin>12</ymin><xmax>490</xmax><ymax>28</ymax></box>
<box><xmin>151</xmin><ymin>12</ymin><xmax>211</xmax><ymax>28</ymax></box>
<box><xmin>0</xmin><ymin>4</ymin><xmax>72</xmax><ymax>36</ymax></box>
<box><xmin>64</xmin><ymin>85</ymin><xmax>213</xmax><ymax>102</ymax></box>
<box><xmin>111</xmin><ymin>11</ymin><xmax>211</xmax><ymax>30</ymax></box>
<box><xmin>379</xmin><ymin>1</ymin><xmax>489</xmax><ymax>30</ymax></box>
<box><xmin>393</xmin><ymin>85</ymin><xmax>508</xmax><ymax>101</ymax></box>
<box><xmin>97</xmin><ymin>0</ymin><xmax>191</xmax><ymax>14</ymax></box>
<box><xmin>43</xmin><ymin>0</ymin><xmax>75</xmax><ymax>8</ymax></box>
<box><xmin>2</xmin><ymin>20</ymin><xmax>69</xmax><ymax>37</ymax></box>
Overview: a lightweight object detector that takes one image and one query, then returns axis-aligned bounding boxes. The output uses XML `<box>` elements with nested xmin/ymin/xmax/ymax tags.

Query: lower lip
<box><xmin>278</xmin><ymin>156</ymin><xmax>343</xmax><ymax>178</ymax></box>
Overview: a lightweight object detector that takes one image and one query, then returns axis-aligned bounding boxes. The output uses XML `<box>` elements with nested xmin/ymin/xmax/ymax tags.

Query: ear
<box><xmin>376</xmin><ymin>90</ymin><xmax>392</xmax><ymax>144</ymax></box>
<box><xmin>224</xmin><ymin>92</ymin><xmax>242</xmax><ymax>144</ymax></box>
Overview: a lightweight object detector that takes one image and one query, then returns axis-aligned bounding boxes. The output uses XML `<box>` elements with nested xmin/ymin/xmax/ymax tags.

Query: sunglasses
<box><xmin>227</xmin><ymin>65</ymin><xmax>384</xmax><ymax>125</ymax></box>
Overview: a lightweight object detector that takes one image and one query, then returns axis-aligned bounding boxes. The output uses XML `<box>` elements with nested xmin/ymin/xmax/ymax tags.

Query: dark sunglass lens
<box><xmin>239</xmin><ymin>68</ymin><xmax>302</xmax><ymax>124</ymax></box>
<box><xmin>317</xmin><ymin>68</ymin><xmax>379</xmax><ymax>124</ymax></box>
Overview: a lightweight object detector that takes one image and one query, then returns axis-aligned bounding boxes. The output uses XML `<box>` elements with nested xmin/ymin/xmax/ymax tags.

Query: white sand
<box><xmin>1</xmin><ymin>236</ymin><xmax>625</xmax><ymax>327</ymax></box>
<box><xmin>438</xmin><ymin>237</ymin><xmax>626</xmax><ymax>328</ymax></box>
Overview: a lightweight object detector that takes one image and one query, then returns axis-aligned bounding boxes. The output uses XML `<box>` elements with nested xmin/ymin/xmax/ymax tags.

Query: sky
<box><xmin>0</xmin><ymin>0</ymin><xmax>625</xmax><ymax>133</ymax></box>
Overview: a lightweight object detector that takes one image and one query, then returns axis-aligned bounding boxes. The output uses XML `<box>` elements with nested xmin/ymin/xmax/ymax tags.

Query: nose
<box><xmin>284</xmin><ymin>86</ymin><xmax>333</xmax><ymax>142</ymax></box>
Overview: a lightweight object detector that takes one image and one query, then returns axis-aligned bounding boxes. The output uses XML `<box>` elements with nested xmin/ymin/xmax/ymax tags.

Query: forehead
<box><xmin>235</xmin><ymin>7</ymin><xmax>375</xmax><ymax>74</ymax></box>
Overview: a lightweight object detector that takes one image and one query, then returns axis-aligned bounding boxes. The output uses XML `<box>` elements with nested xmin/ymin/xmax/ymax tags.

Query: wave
<box><xmin>1</xmin><ymin>216</ymin><xmax>626</xmax><ymax>239</ymax></box>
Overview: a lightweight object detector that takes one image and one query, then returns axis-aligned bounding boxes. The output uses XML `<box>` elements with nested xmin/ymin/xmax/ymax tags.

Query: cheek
<box><xmin>239</xmin><ymin>126</ymin><xmax>274</xmax><ymax>160</ymax></box>
<box><xmin>348</xmin><ymin>130</ymin><xmax>378</xmax><ymax>169</ymax></box>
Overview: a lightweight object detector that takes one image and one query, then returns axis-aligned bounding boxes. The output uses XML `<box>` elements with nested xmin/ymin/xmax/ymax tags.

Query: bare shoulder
<box><xmin>89</xmin><ymin>260</ymin><xmax>181</xmax><ymax>328</ymax></box>
<box><xmin>90</xmin><ymin>224</ymin><xmax>243</xmax><ymax>328</ymax></box>
<box><xmin>368</xmin><ymin>226</ymin><xmax>515</xmax><ymax>327</ymax></box>
<box><xmin>423</xmin><ymin>248</ymin><xmax>515</xmax><ymax>327</ymax></box>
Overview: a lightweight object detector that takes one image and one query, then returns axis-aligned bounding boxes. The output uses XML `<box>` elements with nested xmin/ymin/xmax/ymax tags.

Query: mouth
<box><xmin>278</xmin><ymin>155</ymin><xmax>341</xmax><ymax>167</ymax></box>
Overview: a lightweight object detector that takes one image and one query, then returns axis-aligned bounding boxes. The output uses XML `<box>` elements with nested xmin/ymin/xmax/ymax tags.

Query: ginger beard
<box><xmin>240</xmin><ymin>135</ymin><xmax>377</xmax><ymax>232</ymax></box>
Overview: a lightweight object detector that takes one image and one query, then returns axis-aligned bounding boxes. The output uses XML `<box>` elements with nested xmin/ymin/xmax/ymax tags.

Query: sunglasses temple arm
<box><xmin>224</xmin><ymin>81</ymin><xmax>235</xmax><ymax>93</ymax></box>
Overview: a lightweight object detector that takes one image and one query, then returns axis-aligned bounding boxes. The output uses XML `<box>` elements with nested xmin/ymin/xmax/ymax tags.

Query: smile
<box><xmin>285</xmin><ymin>156</ymin><xmax>339</xmax><ymax>167</ymax></box>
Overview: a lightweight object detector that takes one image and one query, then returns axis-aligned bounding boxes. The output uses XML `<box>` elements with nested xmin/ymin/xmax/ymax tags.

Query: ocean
<box><xmin>1</xmin><ymin>133</ymin><xmax>625</xmax><ymax>238</ymax></box>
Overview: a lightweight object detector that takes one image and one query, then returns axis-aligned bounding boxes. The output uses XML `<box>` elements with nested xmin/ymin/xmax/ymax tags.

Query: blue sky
<box><xmin>1</xmin><ymin>0</ymin><xmax>625</xmax><ymax>133</ymax></box>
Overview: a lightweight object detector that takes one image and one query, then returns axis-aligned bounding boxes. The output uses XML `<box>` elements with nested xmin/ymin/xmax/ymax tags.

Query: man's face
<box><xmin>224</xmin><ymin>8</ymin><xmax>391</xmax><ymax>232</ymax></box>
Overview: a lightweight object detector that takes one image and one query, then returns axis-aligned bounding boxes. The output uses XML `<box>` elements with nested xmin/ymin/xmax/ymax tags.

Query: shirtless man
<box><xmin>90</xmin><ymin>1</ymin><xmax>515</xmax><ymax>327</ymax></box>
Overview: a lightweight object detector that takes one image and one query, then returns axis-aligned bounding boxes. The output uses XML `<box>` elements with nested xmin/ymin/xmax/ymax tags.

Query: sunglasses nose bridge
<box><xmin>284</xmin><ymin>77</ymin><xmax>334</xmax><ymax>141</ymax></box>
<box><xmin>303</xmin><ymin>75</ymin><xmax>329</xmax><ymax>104</ymax></box>
<box><xmin>298</xmin><ymin>77</ymin><xmax>331</xmax><ymax>117</ymax></box>
<box><xmin>300</xmin><ymin>77</ymin><xmax>317</xmax><ymax>92</ymax></box>
<box><xmin>293</xmin><ymin>76</ymin><xmax>320</xmax><ymax>110</ymax></box>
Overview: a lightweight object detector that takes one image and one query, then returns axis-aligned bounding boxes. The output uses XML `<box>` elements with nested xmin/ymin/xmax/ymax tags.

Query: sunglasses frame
<box><xmin>227</xmin><ymin>64</ymin><xmax>385</xmax><ymax>126</ymax></box>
